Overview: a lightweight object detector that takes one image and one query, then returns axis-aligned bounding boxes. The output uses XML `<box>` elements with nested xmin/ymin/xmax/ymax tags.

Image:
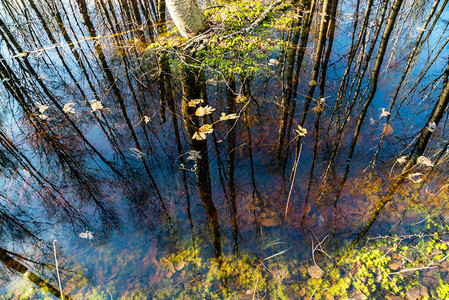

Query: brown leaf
<box><xmin>308</xmin><ymin>265</ymin><xmax>324</xmax><ymax>279</ymax></box>
<box><xmin>389</xmin><ymin>261</ymin><xmax>401</xmax><ymax>271</ymax></box>
<box><xmin>175</xmin><ymin>261</ymin><xmax>186</xmax><ymax>271</ymax></box>
<box><xmin>383</xmin><ymin>124</ymin><xmax>394</xmax><ymax>135</ymax></box>
<box><xmin>260</xmin><ymin>217</ymin><xmax>279</xmax><ymax>227</ymax></box>
<box><xmin>162</xmin><ymin>257</ymin><xmax>176</xmax><ymax>273</ymax></box>
<box><xmin>151</xmin><ymin>257</ymin><xmax>159</xmax><ymax>268</ymax></box>
<box><xmin>106</xmin><ymin>264</ymin><xmax>119</xmax><ymax>281</ymax></box>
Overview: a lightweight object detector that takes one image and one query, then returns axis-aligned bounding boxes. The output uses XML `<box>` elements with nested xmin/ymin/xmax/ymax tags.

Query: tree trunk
<box><xmin>165</xmin><ymin>0</ymin><xmax>206</xmax><ymax>37</ymax></box>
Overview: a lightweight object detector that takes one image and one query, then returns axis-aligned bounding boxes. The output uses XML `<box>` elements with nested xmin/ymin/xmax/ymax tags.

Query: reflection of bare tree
<box><xmin>330</xmin><ymin>0</ymin><xmax>404</xmax><ymax>223</ymax></box>
<box><xmin>302</xmin><ymin>0</ymin><xmax>339</xmax><ymax>225</ymax></box>
<box><xmin>291</xmin><ymin>0</ymin><xmax>333</xmax><ymax>177</ymax></box>
<box><xmin>226</xmin><ymin>74</ymin><xmax>239</xmax><ymax>254</ymax></box>
<box><xmin>321</xmin><ymin>0</ymin><xmax>388</xmax><ymax>192</ymax></box>
<box><xmin>369</xmin><ymin>0</ymin><xmax>448</xmax><ymax>167</ymax></box>
<box><xmin>76</xmin><ymin>0</ymin><xmax>169</xmax><ymax>217</ymax></box>
<box><xmin>277</xmin><ymin>0</ymin><xmax>316</xmax><ymax>166</ymax></box>
<box><xmin>180</xmin><ymin>57</ymin><xmax>221</xmax><ymax>258</ymax></box>
<box><xmin>341</xmin><ymin>58</ymin><xmax>449</xmax><ymax>263</ymax></box>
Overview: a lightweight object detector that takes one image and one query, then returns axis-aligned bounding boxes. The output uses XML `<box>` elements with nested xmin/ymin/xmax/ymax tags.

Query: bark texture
<box><xmin>166</xmin><ymin>0</ymin><xmax>205</xmax><ymax>37</ymax></box>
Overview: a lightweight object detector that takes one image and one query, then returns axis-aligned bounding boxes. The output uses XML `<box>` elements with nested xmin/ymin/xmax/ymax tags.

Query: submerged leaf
<box><xmin>175</xmin><ymin>261</ymin><xmax>186</xmax><ymax>271</ymax></box>
<box><xmin>383</xmin><ymin>124</ymin><xmax>394</xmax><ymax>135</ymax></box>
<box><xmin>308</xmin><ymin>265</ymin><xmax>324</xmax><ymax>279</ymax></box>
<box><xmin>162</xmin><ymin>257</ymin><xmax>176</xmax><ymax>273</ymax></box>
<box><xmin>235</xmin><ymin>95</ymin><xmax>247</xmax><ymax>103</ymax></box>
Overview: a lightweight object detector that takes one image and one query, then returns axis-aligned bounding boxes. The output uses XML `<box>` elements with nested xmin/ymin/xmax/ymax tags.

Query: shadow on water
<box><xmin>0</xmin><ymin>0</ymin><xmax>449</xmax><ymax>298</ymax></box>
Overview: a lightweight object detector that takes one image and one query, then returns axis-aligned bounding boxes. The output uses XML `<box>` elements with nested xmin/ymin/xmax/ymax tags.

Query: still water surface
<box><xmin>0</xmin><ymin>0</ymin><xmax>449</xmax><ymax>298</ymax></box>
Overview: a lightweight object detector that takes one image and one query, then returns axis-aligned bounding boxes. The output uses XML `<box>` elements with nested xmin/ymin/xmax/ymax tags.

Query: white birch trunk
<box><xmin>165</xmin><ymin>0</ymin><xmax>206</xmax><ymax>38</ymax></box>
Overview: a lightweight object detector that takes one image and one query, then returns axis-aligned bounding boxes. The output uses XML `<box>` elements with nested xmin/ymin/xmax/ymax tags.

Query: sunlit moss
<box><xmin>301</xmin><ymin>218</ymin><xmax>449</xmax><ymax>299</ymax></box>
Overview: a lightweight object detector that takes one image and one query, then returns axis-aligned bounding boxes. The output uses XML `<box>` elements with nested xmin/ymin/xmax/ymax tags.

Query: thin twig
<box><xmin>53</xmin><ymin>240</ymin><xmax>64</xmax><ymax>300</ymax></box>
<box><xmin>285</xmin><ymin>143</ymin><xmax>302</xmax><ymax>221</ymax></box>
<box><xmin>388</xmin><ymin>266</ymin><xmax>437</xmax><ymax>275</ymax></box>
<box><xmin>263</xmin><ymin>247</ymin><xmax>291</xmax><ymax>260</ymax></box>
<box><xmin>252</xmin><ymin>277</ymin><xmax>259</xmax><ymax>300</ymax></box>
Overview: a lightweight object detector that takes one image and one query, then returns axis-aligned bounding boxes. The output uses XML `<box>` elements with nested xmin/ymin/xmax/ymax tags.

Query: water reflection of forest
<box><xmin>1</xmin><ymin>0</ymin><xmax>449</xmax><ymax>298</ymax></box>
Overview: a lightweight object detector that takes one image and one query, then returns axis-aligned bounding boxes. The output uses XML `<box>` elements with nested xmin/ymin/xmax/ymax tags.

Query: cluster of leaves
<box><xmin>301</xmin><ymin>218</ymin><xmax>449</xmax><ymax>299</ymax></box>
<box><xmin>152</xmin><ymin>244</ymin><xmax>300</xmax><ymax>299</ymax></box>
<box><xmin>6</xmin><ymin>218</ymin><xmax>449</xmax><ymax>299</ymax></box>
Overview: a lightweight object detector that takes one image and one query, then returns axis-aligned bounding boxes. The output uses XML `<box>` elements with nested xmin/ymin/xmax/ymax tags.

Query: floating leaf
<box><xmin>417</xmin><ymin>156</ymin><xmax>434</xmax><ymax>167</ymax></box>
<box><xmin>195</xmin><ymin>105</ymin><xmax>215</xmax><ymax>117</ymax></box>
<box><xmin>235</xmin><ymin>95</ymin><xmax>247</xmax><ymax>103</ymax></box>
<box><xmin>187</xmin><ymin>150</ymin><xmax>202</xmax><ymax>161</ymax></box>
<box><xmin>79</xmin><ymin>231</ymin><xmax>93</xmax><ymax>239</ymax></box>
<box><xmin>295</xmin><ymin>125</ymin><xmax>307</xmax><ymax>137</ymax></box>
<box><xmin>427</xmin><ymin>122</ymin><xmax>436</xmax><ymax>132</ymax></box>
<box><xmin>198</xmin><ymin>124</ymin><xmax>213</xmax><ymax>134</ymax></box>
<box><xmin>396</xmin><ymin>156</ymin><xmax>407</xmax><ymax>164</ymax></box>
<box><xmin>268</xmin><ymin>58</ymin><xmax>279</xmax><ymax>66</ymax></box>
<box><xmin>188</xmin><ymin>99</ymin><xmax>204</xmax><ymax>107</ymax></box>
<box><xmin>90</xmin><ymin>100</ymin><xmax>103</xmax><ymax>112</ymax></box>
<box><xmin>219</xmin><ymin>113</ymin><xmax>239</xmax><ymax>121</ymax></box>
<box><xmin>408</xmin><ymin>172</ymin><xmax>423</xmax><ymax>183</ymax></box>
<box><xmin>192</xmin><ymin>132</ymin><xmax>206</xmax><ymax>140</ymax></box>
<box><xmin>63</xmin><ymin>102</ymin><xmax>75</xmax><ymax>114</ymax></box>
<box><xmin>380</xmin><ymin>108</ymin><xmax>390</xmax><ymax>118</ymax></box>
<box><xmin>36</xmin><ymin>102</ymin><xmax>49</xmax><ymax>114</ymax></box>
